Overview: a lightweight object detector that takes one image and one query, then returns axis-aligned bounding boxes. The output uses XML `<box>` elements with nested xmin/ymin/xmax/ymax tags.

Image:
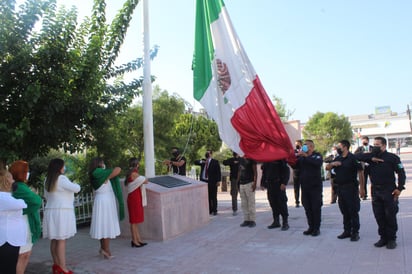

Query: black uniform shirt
<box><xmin>356</xmin><ymin>151</ymin><xmax>406</xmax><ymax>190</ymax></box>
<box><xmin>297</xmin><ymin>151</ymin><xmax>323</xmax><ymax>187</ymax></box>
<box><xmin>222</xmin><ymin>157</ymin><xmax>240</xmax><ymax>180</ymax></box>
<box><xmin>333</xmin><ymin>152</ymin><xmax>363</xmax><ymax>185</ymax></box>
<box><xmin>261</xmin><ymin>160</ymin><xmax>290</xmax><ymax>186</ymax></box>
<box><xmin>239</xmin><ymin>158</ymin><xmax>256</xmax><ymax>184</ymax></box>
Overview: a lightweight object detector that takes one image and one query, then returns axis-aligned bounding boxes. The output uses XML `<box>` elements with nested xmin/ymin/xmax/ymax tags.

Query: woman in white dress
<box><xmin>0</xmin><ymin>169</ymin><xmax>27</xmax><ymax>274</ymax></box>
<box><xmin>88</xmin><ymin>158</ymin><xmax>124</xmax><ymax>259</ymax></box>
<box><xmin>43</xmin><ymin>158</ymin><xmax>81</xmax><ymax>274</ymax></box>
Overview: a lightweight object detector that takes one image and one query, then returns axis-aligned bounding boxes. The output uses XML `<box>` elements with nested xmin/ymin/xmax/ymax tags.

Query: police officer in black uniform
<box><xmin>223</xmin><ymin>152</ymin><xmax>240</xmax><ymax>216</ymax></box>
<box><xmin>292</xmin><ymin>140</ymin><xmax>303</xmax><ymax>207</ymax></box>
<box><xmin>355</xmin><ymin>136</ymin><xmax>406</xmax><ymax>249</ymax></box>
<box><xmin>326</xmin><ymin>140</ymin><xmax>364</xmax><ymax>241</ymax></box>
<box><xmin>296</xmin><ymin>140</ymin><xmax>323</xmax><ymax>236</ymax></box>
<box><xmin>261</xmin><ymin>159</ymin><xmax>290</xmax><ymax>230</ymax></box>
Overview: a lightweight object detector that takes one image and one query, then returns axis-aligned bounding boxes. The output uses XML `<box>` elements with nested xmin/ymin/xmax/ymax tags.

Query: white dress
<box><xmin>90</xmin><ymin>181</ymin><xmax>120</xmax><ymax>239</ymax></box>
<box><xmin>43</xmin><ymin>175</ymin><xmax>81</xmax><ymax>240</ymax></box>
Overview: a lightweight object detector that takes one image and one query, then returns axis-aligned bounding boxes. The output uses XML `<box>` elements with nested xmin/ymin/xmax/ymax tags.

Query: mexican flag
<box><xmin>193</xmin><ymin>0</ymin><xmax>295</xmax><ymax>163</ymax></box>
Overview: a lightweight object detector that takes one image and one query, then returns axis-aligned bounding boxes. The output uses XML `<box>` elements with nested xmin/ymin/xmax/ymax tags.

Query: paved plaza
<box><xmin>27</xmin><ymin>154</ymin><xmax>412</xmax><ymax>274</ymax></box>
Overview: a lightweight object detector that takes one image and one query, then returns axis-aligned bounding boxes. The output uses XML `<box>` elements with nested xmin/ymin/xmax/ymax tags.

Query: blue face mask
<box><xmin>302</xmin><ymin>144</ymin><xmax>308</xmax><ymax>153</ymax></box>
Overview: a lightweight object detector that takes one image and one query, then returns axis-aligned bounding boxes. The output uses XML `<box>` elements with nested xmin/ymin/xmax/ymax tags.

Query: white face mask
<box><xmin>26</xmin><ymin>172</ymin><xmax>30</xmax><ymax>180</ymax></box>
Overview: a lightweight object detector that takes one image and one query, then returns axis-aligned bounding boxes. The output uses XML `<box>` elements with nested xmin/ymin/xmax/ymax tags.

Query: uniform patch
<box><xmin>398</xmin><ymin>163</ymin><xmax>404</xmax><ymax>169</ymax></box>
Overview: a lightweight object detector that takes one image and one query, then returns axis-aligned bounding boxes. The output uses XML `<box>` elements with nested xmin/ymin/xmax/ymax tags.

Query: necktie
<box><xmin>205</xmin><ymin>160</ymin><xmax>209</xmax><ymax>179</ymax></box>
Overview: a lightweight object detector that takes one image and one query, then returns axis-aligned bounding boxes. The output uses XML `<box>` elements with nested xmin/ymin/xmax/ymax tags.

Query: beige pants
<box><xmin>239</xmin><ymin>182</ymin><xmax>256</xmax><ymax>222</ymax></box>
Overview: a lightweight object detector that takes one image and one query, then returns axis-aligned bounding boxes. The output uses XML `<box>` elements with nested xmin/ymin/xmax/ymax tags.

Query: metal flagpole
<box><xmin>142</xmin><ymin>0</ymin><xmax>155</xmax><ymax>177</ymax></box>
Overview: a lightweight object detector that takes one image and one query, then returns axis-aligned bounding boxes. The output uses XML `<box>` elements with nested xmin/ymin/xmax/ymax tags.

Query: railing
<box><xmin>73</xmin><ymin>193</ymin><xmax>94</xmax><ymax>225</ymax></box>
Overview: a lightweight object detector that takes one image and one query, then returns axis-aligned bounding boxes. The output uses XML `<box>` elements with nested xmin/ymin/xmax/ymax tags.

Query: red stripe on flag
<box><xmin>231</xmin><ymin>76</ymin><xmax>296</xmax><ymax>164</ymax></box>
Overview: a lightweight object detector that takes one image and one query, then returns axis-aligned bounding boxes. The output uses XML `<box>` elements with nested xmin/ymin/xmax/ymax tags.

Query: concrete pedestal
<box><xmin>120</xmin><ymin>175</ymin><xmax>209</xmax><ymax>241</ymax></box>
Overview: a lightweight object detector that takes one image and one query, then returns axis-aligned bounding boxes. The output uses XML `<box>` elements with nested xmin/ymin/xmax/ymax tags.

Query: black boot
<box><xmin>267</xmin><ymin>217</ymin><xmax>280</xmax><ymax>229</ymax></box>
<box><xmin>281</xmin><ymin>217</ymin><xmax>289</xmax><ymax>231</ymax></box>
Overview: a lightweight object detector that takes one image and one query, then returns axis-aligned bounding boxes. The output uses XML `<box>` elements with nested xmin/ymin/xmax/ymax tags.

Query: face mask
<box><xmin>302</xmin><ymin>145</ymin><xmax>308</xmax><ymax>153</ymax></box>
<box><xmin>336</xmin><ymin>148</ymin><xmax>343</xmax><ymax>155</ymax></box>
<box><xmin>332</xmin><ymin>150</ymin><xmax>337</xmax><ymax>156</ymax></box>
<box><xmin>26</xmin><ymin>172</ymin><xmax>30</xmax><ymax>181</ymax></box>
<box><xmin>172</xmin><ymin>152</ymin><xmax>179</xmax><ymax>157</ymax></box>
<box><xmin>295</xmin><ymin>145</ymin><xmax>301</xmax><ymax>150</ymax></box>
<box><xmin>372</xmin><ymin>146</ymin><xmax>381</xmax><ymax>155</ymax></box>
<box><xmin>101</xmin><ymin>164</ymin><xmax>106</xmax><ymax>169</ymax></box>
<box><xmin>205</xmin><ymin>152</ymin><xmax>210</xmax><ymax>158</ymax></box>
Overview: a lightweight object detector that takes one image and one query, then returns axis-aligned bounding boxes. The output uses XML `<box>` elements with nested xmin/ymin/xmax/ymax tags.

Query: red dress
<box><xmin>126</xmin><ymin>168</ymin><xmax>144</xmax><ymax>224</ymax></box>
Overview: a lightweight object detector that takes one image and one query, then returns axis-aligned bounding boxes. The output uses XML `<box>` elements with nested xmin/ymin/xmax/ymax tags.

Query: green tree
<box><xmin>303</xmin><ymin>112</ymin><xmax>353</xmax><ymax>155</ymax></box>
<box><xmin>92</xmin><ymin>87</ymin><xmax>187</xmax><ymax>175</ymax></box>
<box><xmin>173</xmin><ymin>113</ymin><xmax>222</xmax><ymax>165</ymax></box>
<box><xmin>0</xmin><ymin>0</ymin><xmax>157</xmax><ymax>162</ymax></box>
<box><xmin>272</xmin><ymin>95</ymin><xmax>294</xmax><ymax>121</ymax></box>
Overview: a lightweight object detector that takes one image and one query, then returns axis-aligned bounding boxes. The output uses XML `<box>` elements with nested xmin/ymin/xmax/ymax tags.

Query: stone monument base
<box><xmin>120</xmin><ymin>175</ymin><xmax>209</xmax><ymax>241</ymax></box>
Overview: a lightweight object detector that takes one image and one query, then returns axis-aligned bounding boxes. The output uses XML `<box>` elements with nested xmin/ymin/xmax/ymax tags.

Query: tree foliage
<box><xmin>303</xmin><ymin>112</ymin><xmax>353</xmax><ymax>155</ymax></box>
<box><xmin>0</xmin><ymin>0</ymin><xmax>157</xmax><ymax>161</ymax></box>
<box><xmin>272</xmin><ymin>95</ymin><xmax>294</xmax><ymax>121</ymax></box>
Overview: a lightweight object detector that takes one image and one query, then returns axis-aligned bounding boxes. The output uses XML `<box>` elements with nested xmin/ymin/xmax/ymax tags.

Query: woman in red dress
<box><xmin>125</xmin><ymin>158</ymin><xmax>148</xmax><ymax>248</ymax></box>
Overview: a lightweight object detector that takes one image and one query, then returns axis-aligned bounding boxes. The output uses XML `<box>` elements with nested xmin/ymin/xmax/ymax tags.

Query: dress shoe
<box><xmin>131</xmin><ymin>241</ymin><xmax>144</xmax><ymax>248</ymax></box>
<box><xmin>311</xmin><ymin>229</ymin><xmax>320</xmax><ymax>236</ymax></box>
<box><xmin>248</xmin><ymin>221</ymin><xmax>256</xmax><ymax>228</ymax></box>
<box><xmin>374</xmin><ymin>239</ymin><xmax>387</xmax><ymax>247</ymax></box>
<box><xmin>350</xmin><ymin>233</ymin><xmax>360</xmax><ymax>242</ymax></box>
<box><xmin>281</xmin><ymin>223</ymin><xmax>289</xmax><ymax>231</ymax></box>
<box><xmin>303</xmin><ymin>229</ymin><xmax>313</xmax><ymax>235</ymax></box>
<box><xmin>240</xmin><ymin>221</ymin><xmax>250</xmax><ymax>227</ymax></box>
<box><xmin>267</xmin><ymin>222</ymin><xmax>281</xmax><ymax>229</ymax></box>
<box><xmin>337</xmin><ymin>231</ymin><xmax>351</xmax><ymax>239</ymax></box>
<box><xmin>53</xmin><ymin>265</ymin><xmax>73</xmax><ymax>274</ymax></box>
<box><xmin>386</xmin><ymin>240</ymin><xmax>397</xmax><ymax>249</ymax></box>
<box><xmin>99</xmin><ymin>248</ymin><xmax>114</xmax><ymax>259</ymax></box>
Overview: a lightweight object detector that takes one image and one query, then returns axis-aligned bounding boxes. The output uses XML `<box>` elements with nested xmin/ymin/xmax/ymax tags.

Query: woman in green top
<box><xmin>10</xmin><ymin>160</ymin><xmax>42</xmax><ymax>274</ymax></box>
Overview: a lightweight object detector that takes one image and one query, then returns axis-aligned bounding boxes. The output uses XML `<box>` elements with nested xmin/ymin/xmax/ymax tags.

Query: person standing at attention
<box><xmin>163</xmin><ymin>147</ymin><xmax>187</xmax><ymax>176</ymax></box>
<box><xmin>292</xmin><ymin>140</ymin><xmax>303</xmax><ymax>208</ymax></box>
<box><xmin>125</xmin><ymin>158</ymin><xmax>149</xmax><ymax>248</ymax></box>
<box><xmin>222</xmin><ymin>151</ymin><xmax>240</xmax><ymax>216</ymax></box>
<box><xmin>238</xmin><ymin>157</ymin><xmax>257</xmax><ymax>228</ymax></box>
<box><xmin>355</xmin><ymin>137</ymin><xmax>406</xmax><ymax>249</ymax></box>
<box><xmin>296</xmin><ymin>140</ymin><xmax>323</xmax><ymax>236</ymax></box>
<box><xmin>325</xmin><ymin>140</ymin><xmax>364</xmax><ymax>242</ymax></box>
<box><xmin>0</xmin><ymin>169</ymin><xmax>27</xmax><ymax>274</ymax></box>
<box><xmin>43</xmin><ymin>158</ymin><xmax>81</xmax><ymax>274</ymax></box>
<box><xmin>89</xmin><ymin>158</ymin><xmax>124</xmax><ymax>259</ymax></box>
<box><xmin>354</xmin><ymin>136</ymin><xmax>373</xmax><ymax>200</ymax></box>
<box><xmin>195</xmin><ymin>150</ymin><xmax>222</xmax><ymax>215</ymax></box>
<box><xmin>261</xmin><ymin>159</ymin><xmax>290</xmax><ymax>231</ymax></box>
<box><xmin>10</xmin><ymin>160</ymin><xmax>42</xmax><ymax>274</ymax></box>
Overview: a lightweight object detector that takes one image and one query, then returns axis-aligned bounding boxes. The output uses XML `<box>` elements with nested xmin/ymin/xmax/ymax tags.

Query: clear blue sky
<box><xmin>34</xmin><ymin>0</ymin><xmax>412</xmax><ymax>122</ymax></box>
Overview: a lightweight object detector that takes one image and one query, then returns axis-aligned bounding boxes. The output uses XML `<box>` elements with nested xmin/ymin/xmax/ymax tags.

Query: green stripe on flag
<box><xmin>193</xmin><ymin>0</ymin><xmax>225</xmax><ymax>101</ymax></box>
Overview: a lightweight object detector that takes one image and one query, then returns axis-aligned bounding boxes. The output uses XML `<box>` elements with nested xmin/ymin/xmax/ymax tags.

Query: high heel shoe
<box><xmin>131</xmin><ymin>241</ymin><xmax>144</xmax><ymax>248</ymax></box>
<box><xmin>99</xmin><ymin>248</ymin><xmax>114</xmax><ymax>259</ymax></box>
<box><xmin>138</xmin><ymin>241</ymin><xmax>148</xmax><ymax>246</ymax></box>
<box><xmin>53</xmin><ymin>264</ymin><xmax>73</xmax><ymax>274</ymax></box>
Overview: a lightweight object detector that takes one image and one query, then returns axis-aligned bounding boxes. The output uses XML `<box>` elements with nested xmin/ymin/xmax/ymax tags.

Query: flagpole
<box><xmin>142</xmin><ymin>0</ymin><xmax>155</xmax><ymax>177</ymax></box>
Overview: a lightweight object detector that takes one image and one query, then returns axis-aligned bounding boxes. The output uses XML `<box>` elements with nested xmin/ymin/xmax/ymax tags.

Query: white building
<box><xmin>349</xmin><ymin>106</ymin><xmax>412</xmax><ymax>152</ymax></box>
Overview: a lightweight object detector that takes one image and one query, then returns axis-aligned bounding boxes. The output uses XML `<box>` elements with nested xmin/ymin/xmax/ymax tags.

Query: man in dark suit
<box><xmin>195</xmin><ymin>150</ymin><xmax>222</xmax><ymax>215</ymax></box>
<box><xmin>354</xmin><ymin>136</ymin><xmax>373</xmax><ymax>200</ymax></box>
